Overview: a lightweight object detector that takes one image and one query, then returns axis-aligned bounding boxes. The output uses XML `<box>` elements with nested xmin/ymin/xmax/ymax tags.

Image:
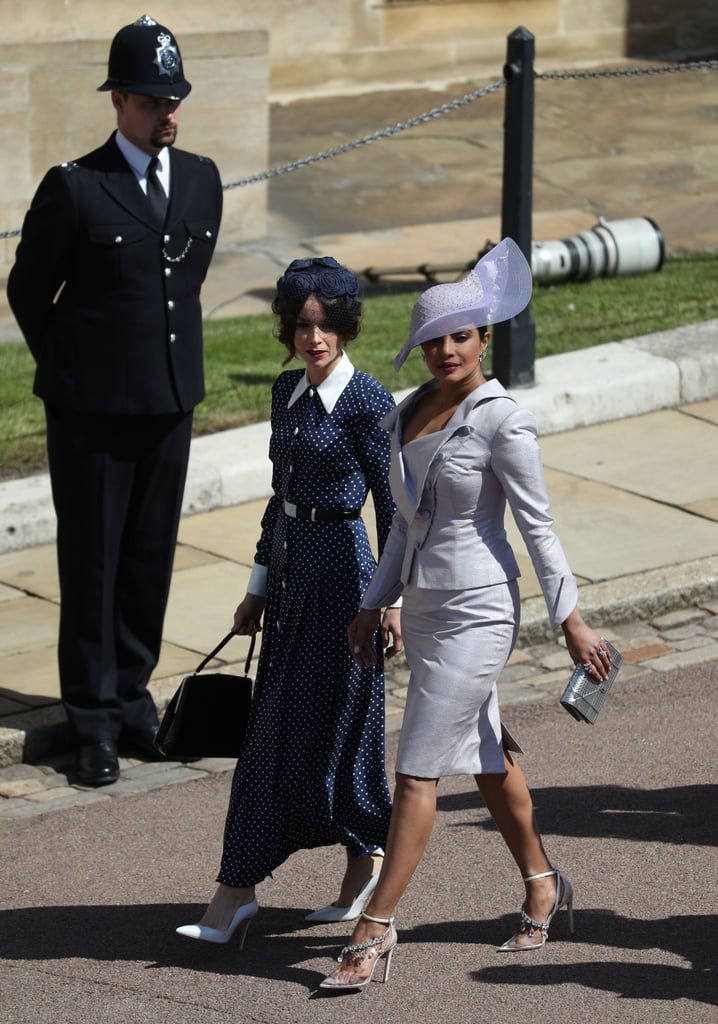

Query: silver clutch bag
<box><xmin>560</xmin><ymin>640</ymin><xmax>624</xmax><ymax>724</ymax></box>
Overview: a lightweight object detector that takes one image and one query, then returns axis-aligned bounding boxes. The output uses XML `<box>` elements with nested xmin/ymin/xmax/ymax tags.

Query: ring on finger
<box><xmin>598</xmin><ymin>646</ymin><xmax>608</xmax><ymax>658</ymax></box>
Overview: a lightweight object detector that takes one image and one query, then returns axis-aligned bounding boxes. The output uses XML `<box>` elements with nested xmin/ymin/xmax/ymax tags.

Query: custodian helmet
<box><xmin>97</xmin><ymin>15</ymin><xmax>192</xmax><ymax>101</ymax></box>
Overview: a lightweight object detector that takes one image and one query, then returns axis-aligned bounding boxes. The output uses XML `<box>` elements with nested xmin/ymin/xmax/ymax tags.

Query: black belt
<box><xmin>283</xmin><ymin>500</ymin><xmax>361</xmax><ymax>523</ymax></box>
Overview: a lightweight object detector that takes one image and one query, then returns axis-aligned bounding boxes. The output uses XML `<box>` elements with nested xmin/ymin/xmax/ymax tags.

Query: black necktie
<box><xmin>146</xmin><ymin>156</ymin><xmax>168</xmax><ymax>225</ymax></box>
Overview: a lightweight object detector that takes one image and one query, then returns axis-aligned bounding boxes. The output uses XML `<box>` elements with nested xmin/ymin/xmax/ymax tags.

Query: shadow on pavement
<box><xmin>2</xmin><ymin>901</ymin><xmax>714</xmax><ymax>1005</ymax></box>
<box><xmin>473</xmin><ymin>923</ymin><xmax>717</xmax><ymax>1006</ymax></box>
<box><xmin>438</xmin><ymin>784</ymin><xmax>718</xmax><ymax>847</ymax></box>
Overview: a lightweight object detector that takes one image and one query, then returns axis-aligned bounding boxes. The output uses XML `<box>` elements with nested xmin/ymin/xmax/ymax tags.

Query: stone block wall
<box><xmin>1</xmin><ymin>0</ymin><xmax>714</xmax><ymax>263</ymax></box>
<box><xmin>0</xmin><ymin>23</ymin><xmax>269</xmax><ymax>269</ymax></box>
<box><xmin>2</xmin><ymin>2</ymin><xmax>714</xmax><ymax>99</ymax></box>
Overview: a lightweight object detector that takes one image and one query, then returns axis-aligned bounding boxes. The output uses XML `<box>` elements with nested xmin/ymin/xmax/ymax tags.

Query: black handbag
<box><xmin>154</xmin><ymin>632</ymin><xmax>256</xmax><ymax>759</ymax></box>
<box><xmin>560</xmin><ymin>639</ymin><xmax>624</xmax><ymax>724</ymax></box>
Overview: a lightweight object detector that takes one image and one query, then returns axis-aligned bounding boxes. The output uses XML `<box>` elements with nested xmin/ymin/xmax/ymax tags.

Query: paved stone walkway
<box><xmin>2</xmin><ymin>603</ymin><xmax>715</xmax><ymax>823</ymax></box>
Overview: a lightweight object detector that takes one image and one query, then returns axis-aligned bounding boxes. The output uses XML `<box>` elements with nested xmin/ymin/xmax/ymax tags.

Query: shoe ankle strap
<box><xmin>360</xmin><ymin>911</ymin><xmax>395</xmax><ymax>925</ymax></box>
<box><xmin>522</xmin><ymin>868</ymin><xmax>557</xmax><ymax>882</ymax></box>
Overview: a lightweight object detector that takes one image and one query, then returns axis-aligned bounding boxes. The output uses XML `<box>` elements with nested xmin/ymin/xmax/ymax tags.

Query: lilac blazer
<box><xmin>361</xmin><ymin>377</ymin><xmax>578</xmax><ymax>630</ymax></box>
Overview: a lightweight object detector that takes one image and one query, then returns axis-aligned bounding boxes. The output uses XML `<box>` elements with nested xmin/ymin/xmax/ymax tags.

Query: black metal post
<box><xmin>492</xmin><ymin>26</ymin><xmax>536</xmax><ymax>387</ymax></box>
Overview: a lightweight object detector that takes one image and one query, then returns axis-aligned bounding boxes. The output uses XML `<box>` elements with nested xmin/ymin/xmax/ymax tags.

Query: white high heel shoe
<box><xmin>305</xmin><ymin>872</ymin><xmax>379</xmax><ymax>924</ymax></box>
<box><xmin>176</xmin><ymin>897</ymin><xmax>258</xmax><ymax>946</ymax></box>
<box><xmin>498</xmin><ymin>868</ymin><xmax>574</xmax><ymax>951</ymax></box>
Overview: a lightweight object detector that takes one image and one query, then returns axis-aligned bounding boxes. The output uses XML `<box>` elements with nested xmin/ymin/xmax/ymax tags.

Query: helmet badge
<box><xmin>153</xmin><ymin>31</ymin><xmax>181</xmax><ymax>81</ymax></box>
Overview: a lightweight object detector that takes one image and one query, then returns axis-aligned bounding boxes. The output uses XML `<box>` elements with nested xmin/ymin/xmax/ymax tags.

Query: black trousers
<box><xmin>45</xmin><ymin>406</ymin><xmax>193</xmax><ymax>745</ymax></box>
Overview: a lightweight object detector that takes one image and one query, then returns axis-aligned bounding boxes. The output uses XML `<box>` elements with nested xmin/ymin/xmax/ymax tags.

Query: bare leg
<box><xmin>323</xmin><ymin>773</ymin><xmax>438</xmax><ymax>985</ymax></box>
<box><xmin>475</xmin><ymin>751</ymin><xmax>561</xmax><ymax>947</ymax></box>
<box><xmin>198</xmin><ymin>882</ymin><xmax>256</xmax><ymax>931</ymax></box>
<box><xmin>334</xmin><ymin>850</ymin><xmax>383</xmax><ymax>907</ymax></box>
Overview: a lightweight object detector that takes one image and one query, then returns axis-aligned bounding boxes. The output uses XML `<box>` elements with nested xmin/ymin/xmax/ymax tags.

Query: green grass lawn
<box><xmin>2</xmin><ymin>251</ymin><xmax>716</xmax><ymax>480</ymax></box>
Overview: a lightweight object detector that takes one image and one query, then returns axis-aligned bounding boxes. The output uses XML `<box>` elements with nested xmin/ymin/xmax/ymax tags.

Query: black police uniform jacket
<box><xmin>7</xmin><ymin>133</ymin><xmax>223</xmax><ymax>415</ymax></box>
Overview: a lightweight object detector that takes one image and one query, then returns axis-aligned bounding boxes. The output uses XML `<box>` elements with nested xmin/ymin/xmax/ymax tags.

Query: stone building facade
<box><xmin>0</xmin><ymin>0</ymin><xmax>714</xmax><ymax>261</ymax></box>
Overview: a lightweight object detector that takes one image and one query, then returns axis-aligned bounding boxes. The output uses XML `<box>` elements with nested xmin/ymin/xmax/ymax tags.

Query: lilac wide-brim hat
<box><xmin>393</xmin><ymin>237</ymin><xmax>533</xmax><ymax>370</ymax></box>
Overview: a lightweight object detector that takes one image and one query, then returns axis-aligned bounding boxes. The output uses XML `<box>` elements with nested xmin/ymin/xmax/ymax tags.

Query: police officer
<box><xmin>7</xmin><ymin>16</ymin><xmax>223</xmax><ymax>786</ymax></box>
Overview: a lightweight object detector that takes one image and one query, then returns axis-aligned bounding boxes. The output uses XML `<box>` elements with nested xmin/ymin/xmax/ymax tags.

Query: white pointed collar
<box><xmin>114</xmin><ymin>131</ymin><xmax>170</xmax><ymax>192</ymax></box>
<box><xmin>287</xmin><ymin>351</ymin><xmax>355</xmax><ymax>413</ymax></box>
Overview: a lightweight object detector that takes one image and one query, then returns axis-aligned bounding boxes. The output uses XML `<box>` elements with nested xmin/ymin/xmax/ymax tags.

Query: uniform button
<box><xmin>164</xmin><ymin>267</ymin><xmax>172</xmax><ymax>277</ymax></box>
<box><xmin>164</xmin><ymin>234</ymin><xmax>171</xmax><ymax>243</ymax></box>
<box><xmin>167</xmin><ymin>300</ymin><xmax>175</xmax><ymax>310</ymax></box>
<box><xmin>114</xmin><ymin>235</ymin><xmax>123</xmax><ymax>244</ymax></box>
<box><xmin>205</xmin><ymin>230</ymin><xmax>213</xmax><ymax>239</ymax></box>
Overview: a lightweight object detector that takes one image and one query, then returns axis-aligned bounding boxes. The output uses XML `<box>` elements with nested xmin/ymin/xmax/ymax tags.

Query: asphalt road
<box><xmin>1</xmin><ymin>659</ymin><xmax>716</xmax><ymax>1023</ymax></box>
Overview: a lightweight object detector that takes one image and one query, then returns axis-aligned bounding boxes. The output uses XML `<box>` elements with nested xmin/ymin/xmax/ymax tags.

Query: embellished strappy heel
<box><xmin>319</xmin><ymin>912</ymin><xmax>397</xmax><ymax>991</ymax></box>
<box><xmin>498</xmin><ymin>868</ymin><xmax>574</xmax><ymax>951</ymax></box>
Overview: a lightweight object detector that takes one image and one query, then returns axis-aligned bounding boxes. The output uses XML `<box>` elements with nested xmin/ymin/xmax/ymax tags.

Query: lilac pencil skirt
<box><xmin>395</xmin><ymin>579</ymin><xmax>522</xmax><ymax>778</ymax></box>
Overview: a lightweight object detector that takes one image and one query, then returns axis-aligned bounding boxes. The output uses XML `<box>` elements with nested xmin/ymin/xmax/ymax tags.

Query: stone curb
<box><xmin>1</xmin><ymin>321</ymin><xmax>716</xmax><ymax>769</ymax></box>
<box><xmin>3</xmin><ymin>603</ymin><xmax>718</xmax><ymax>819</ymax></box>
<box><xmin>1</xmin><ymin>320</ymin><xmax>717</xmax><ymax>554</ymax></box>
<box><xmin>2</xmin><ymin>556</ymin><xmax>717</xmax><ymax>770</ymax></box>
<box><xmin>518</xmin><ymin>554</ymin><xmax>718</xmax><ymax>644</ymax></box>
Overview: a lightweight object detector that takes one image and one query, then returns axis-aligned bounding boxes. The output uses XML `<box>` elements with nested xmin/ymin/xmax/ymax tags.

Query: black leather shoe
<box><xmin>76</xmin><ymin>741</ymin><xmax>120</xmax><ymax>787</ymax></box>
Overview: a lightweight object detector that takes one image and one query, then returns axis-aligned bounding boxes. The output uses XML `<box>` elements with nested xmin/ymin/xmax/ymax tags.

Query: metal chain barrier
<box><xmin>222</xmin><ymin>79</ymin><xmax>505</xmax><ymax>191</ymax></box>
<box><xmin>221</xmin><ymin>59</ymin><xmax>718</xmax><ymax>192</ymax></box>
<box><xmin>1</xmin><ymin>58</ymin><xmax>716</xmax><ymax>240</ymax></box>
<box><xmin>536</xmin><ymin>59</ymin><xmax>718</xmax><ymax>81</ymax></box>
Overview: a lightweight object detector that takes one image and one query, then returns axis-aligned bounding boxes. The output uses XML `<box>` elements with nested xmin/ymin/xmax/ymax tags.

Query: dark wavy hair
<box><xmin>272</xmin><ymin>256</ymin><xmax>363</xmax><ymax>363</ymax></box>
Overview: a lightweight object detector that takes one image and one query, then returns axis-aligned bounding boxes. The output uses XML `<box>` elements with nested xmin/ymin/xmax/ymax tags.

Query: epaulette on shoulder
<box><xmin>60</xmin><ymin>161</ymin><xmax>79</xmax><ymax>172</ymax></box>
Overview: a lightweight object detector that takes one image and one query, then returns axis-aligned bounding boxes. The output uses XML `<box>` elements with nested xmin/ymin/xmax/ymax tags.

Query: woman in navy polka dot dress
<box><xmin>176</xmin><ymin>257</ymin><xmax>402</xmax><ymax>946</ymax></box>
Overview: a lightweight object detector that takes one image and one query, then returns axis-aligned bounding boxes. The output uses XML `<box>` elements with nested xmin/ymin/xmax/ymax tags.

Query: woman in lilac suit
<box><xmin>321</xmin><ymin>239</ymin><xmax>612</xmax><ymax>990</ymax></box>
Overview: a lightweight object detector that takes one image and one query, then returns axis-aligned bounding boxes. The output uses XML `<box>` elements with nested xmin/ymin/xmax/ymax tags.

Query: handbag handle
<box><xmin>194</xmin><ymin>631</ymin><xmax>256</xmax><ymax>676</ymax></box>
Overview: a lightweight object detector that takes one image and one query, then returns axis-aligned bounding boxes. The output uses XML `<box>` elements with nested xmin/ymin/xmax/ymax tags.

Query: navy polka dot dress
<box><xmin>217</xmin><ymin>363</ymin><xmax>395</xmax><ymax>887</ymax></box>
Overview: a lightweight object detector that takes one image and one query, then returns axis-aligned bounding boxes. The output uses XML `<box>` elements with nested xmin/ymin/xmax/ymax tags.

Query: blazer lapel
<box><xmin>95</xmin><ymin>137</ymin><xmax>162</xmax><ymax>230</ymax></box>
<box><xmin>387</xmin><ymin>384</ymin><xmax>456</xmax><ymax>518</ymax></box>
<box><xmin>388</xmin><ymin>378</ymin><xmax>512</xmax><ymax>519</ymax></box>
<box><xmin>164</xmin><ymin>148</ymin><xmax>195</xmax><ymax>230</ymax></box>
